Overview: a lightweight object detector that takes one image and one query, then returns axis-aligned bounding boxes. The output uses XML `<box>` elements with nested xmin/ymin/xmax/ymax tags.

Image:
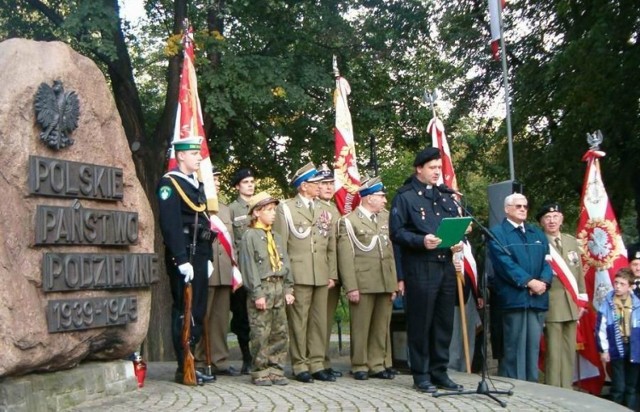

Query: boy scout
<box><xmin>337</xmin><ymin>177</ymin><xmax>397</xmax><ymax>380</ymax></box>
<box><xmin>239</xmin><ymin>192</ymin><xmax>295</xmax><ymax>386</ymax></box>
<box><xmin>274</xmin><ymin>162</ymin><xmax>338</xmax><ymax>383</ymax></box>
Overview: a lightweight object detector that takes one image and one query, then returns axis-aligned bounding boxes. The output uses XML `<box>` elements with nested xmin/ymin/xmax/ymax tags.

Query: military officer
<box><xmin>228</xmin><ymin>167</ymin><xmax>256</xmax><ymax>374</ymax></box>
<box><xmin>274</xmin><ymin>162</ymin><xmax>338</xmax><ymax>383</ymax></box>
<box><xmin>315</xmin><ymin>163</ymin><xmax>343</xmax><ymax>378</ymax></box>
<box><xmin>338</xmin><ymin>177</ymin><xmax>397</xmax><ymax>380</ymax></box>
<box><xmin>628</xmin><ymin>244</ymin><xmax>640</xmax><ymax>294</ymax></box>
<box><xmin>537</xmin><ymin>202</ymin><xmax>587</xmax><ymax>388</ymax></box>
<box><xmin>157</xmin><ymin>136</ymin><xmax>215</xmax><ymax>385</ymax></box>
<box><xmin>195</xmin><ymin>166</ymin><xmax>241</xmax><ymax>376</ymax></box>
<box><xmin>389</xmin><ymin>147</ymin><xmax>463</xmax><ymax>393</ymax></box>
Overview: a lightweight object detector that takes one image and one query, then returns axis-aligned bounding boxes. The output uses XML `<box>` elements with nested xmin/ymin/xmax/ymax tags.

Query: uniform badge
<box><xmin>158</xmin><ymin>186</ymin><xmax>172</xmax><ymax>200</ymax></box>
<box><xmin>568</xmin><ymin>250</ymin><xmax>580</xmax><ymax>266</ymax></box>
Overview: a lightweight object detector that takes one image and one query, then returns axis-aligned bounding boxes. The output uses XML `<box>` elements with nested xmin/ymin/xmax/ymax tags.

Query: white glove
<box><xmin>208</xmin><ymin>260</ymin><xmax>214</xmax><ymax>279</ymax></box>
<box><xmin>178</xmin><ymin>263</ymin><xmax>194</xmax><ymax>283</ymax></box>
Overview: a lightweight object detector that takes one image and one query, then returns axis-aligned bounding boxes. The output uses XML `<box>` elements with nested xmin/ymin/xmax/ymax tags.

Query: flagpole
<box><xmin>497</xmin><ymin>1</ymin><xmax>515</xmax><ymax>181</ymax></box>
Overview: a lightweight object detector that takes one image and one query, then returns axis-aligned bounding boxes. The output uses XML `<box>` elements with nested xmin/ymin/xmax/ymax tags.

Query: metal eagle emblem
<box><xmin>34</xmin><ymin>80</ymin><xmax>80</xmax><ymax>150</ymax></box>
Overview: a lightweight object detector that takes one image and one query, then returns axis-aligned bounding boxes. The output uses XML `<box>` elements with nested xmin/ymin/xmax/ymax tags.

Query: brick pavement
<box><xmin>65</xmin><ymin>356</ymin><xmax>627</xmax><ymax>412</ymax></box>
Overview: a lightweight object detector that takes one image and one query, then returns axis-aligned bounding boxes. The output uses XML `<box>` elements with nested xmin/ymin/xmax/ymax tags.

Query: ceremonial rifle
<box><xmin>181</xmin><ymin>213</ymin><xmax>199</xmax><ymax>386</ymax></box>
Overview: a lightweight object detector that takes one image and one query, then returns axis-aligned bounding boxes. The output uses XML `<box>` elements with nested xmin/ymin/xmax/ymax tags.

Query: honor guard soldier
<box><xmin>195</xmin><ymin>166</ymin><xmax>241</xmax><ymax>376</ymax></box>
<box><xmin>157</xmin><ymin>136</ymin><xmax>216</xmax><ymax>385</ymax></box>
<box><xmin>337</xmin><ymin>177</ymin><xmax>397</xmax><ymax>380</ymax></box>
<box><xmin>389</xmin><ymin>147</ymin><xmax>463</xmax><ymax>393</ymax></box>
<box><xmin>537</xmin><ymin>201</ymin><xmax>587</xmax><ymax>388</ymax></box>
<box><xmin>228</xmin><ymin>167</ymin><xmax>256</xmax><ymax>374</ymax></box>
<box><xmin>315</xmin><ymin>163</ymin><xmax>343</xmax><ymax>378</ymax></box>
<box><xmin>239</xmin><ymin>192</ymin><xmax>295</xmax><ymax>386</ymax></box>
<box><xmin>274</xmin><ymin>162</ymin><xmax>338</xmax><ymax>383</ymax></box>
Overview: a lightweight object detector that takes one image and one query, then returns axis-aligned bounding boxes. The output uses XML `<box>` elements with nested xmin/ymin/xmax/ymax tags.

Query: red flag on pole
<box><xmin>333</xmin><ymin>57</ymin><xmax>360</xmax><ymax>215</ymax></box>
<box><xmin>167</xmin><ymin>25</ymin><xmax>218</xmax><ymax>212</ymax></box>
<box><xmin>574</xmin><ymin>146</ymin><xmax>628</xmax><ymax>394</ymax></box>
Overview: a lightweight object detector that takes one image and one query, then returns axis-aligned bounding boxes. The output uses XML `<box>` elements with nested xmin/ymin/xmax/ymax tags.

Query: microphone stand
<box><xmin>432</xmin><ymin>192</ymin><xmax>512</xmax><ymax>407</ymax></box>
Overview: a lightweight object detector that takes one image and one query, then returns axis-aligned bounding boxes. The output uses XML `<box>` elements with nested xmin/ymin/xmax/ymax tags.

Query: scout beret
<box><xmin>291</xmin><ymin>162</ymin><xmax>323</xmax><ymax>187</ymax></box>
<box><xmin>413</xmin><ymin>147</ymin><xmax>441</xmax><ymax>167</ymax></box>
<box><xmin>248</xmin><ymin>191</ymin><xmax>279</xmax><ymax>214</ymax></box>
<box><xmin>230</xmin><ymin>168</ymin><xmax>254</xmax><ymax>187</ymax></box>
<box><xmin>536</xmin><ymin>201</ymin><xmax>563</xmax><ymax>222</ymax></box>
<box><xmin>628</xmin><ymin>243</ymin><xmax>640</xmax><ymax>263</ymax></box>
<box><xmin>358</xmin><ymin>176</ymin><xmax>386</xmax><ymax>197</ymax></box>
<box><xmin>172</xmin><ymin>136</ymin><xmax>202</xmax><ymax>151</ymax></box>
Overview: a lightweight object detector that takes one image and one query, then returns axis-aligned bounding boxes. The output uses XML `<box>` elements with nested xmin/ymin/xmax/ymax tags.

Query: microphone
<box><xmin>437</xmin><ymin>184</ymin><xmax>463</xmax><ymax>197</ymax></box>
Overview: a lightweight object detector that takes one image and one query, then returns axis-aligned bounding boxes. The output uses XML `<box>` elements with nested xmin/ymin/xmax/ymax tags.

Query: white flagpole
<box><xmin>497</xmin><ymin>1</ymin><xmax>515</xmax><ymax>181</ymax></box>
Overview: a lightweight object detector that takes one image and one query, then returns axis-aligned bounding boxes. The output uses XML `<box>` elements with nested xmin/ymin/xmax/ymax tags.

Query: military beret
<box><xmin>230</xmin><ymin>168</ymin><xmax>254</xmax><ymax>187</ymax></box>
<box><xmin>291</xmin><ymin>162</ymin><xmax>323</xmax><ymax>187</ymax></box>
<box><xmin>535</xmin><ymin>201</ymin><xmax>563</xmax><ymax>222</ymax></box>
<box><xmin>248</xmin><ymin>191</ymin><xmax>279</xmax><ymax>214</ymax></box>
<box><xmin>628</xmin><ymin>243</ymin><xmax>640</xmax><ymax>263</ymax></box>
<box><xmin>413</xmin><ymin>147</ymin><xmax>441</xmax><ymax>167</ymax></box>
<box><xmin>315</xmin><ymin>163</ymin><xmax>335</xmax><ymax>182</ymax></box>
<box><xmin>358</xmin><ymin>176</ymin><xmax>386</xmax><ymax>197</ymax></box>
<box><xmin>172</xmin><ymin>136</ymin><xmax>202</xmax><ymax>151</ymax></box>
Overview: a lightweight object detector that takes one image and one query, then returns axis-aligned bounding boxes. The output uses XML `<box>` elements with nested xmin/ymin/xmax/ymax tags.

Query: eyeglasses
<box><xmin>509</xmin><ymin>204</ymin><xmax>528</xmax><ymax>210</ymax></box>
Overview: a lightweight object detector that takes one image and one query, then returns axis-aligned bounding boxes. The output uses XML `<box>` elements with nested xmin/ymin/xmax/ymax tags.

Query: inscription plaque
<box><xmin>35</xmin><ymin>205</ymin><xmax>138</xmax><ymax>245</ymax></box>
<box><xmin>46</xmin><ymin>296</ymin><xmax>138</xmax><ymax>332</ymax></box>
<box><xmin>28</xmin><ymin>156</ymin><xmax>124</xmax><ymax>200</ymax></box>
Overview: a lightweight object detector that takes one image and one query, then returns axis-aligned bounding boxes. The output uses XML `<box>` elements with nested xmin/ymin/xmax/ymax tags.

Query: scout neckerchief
<box><xmin>614</xmin><ymin>295</ymin><xmax>632</xmax><ymax>339</ymax></box>
<box><xmin>546</xmin><ymin>242</ymin><xmax>588</xmax><ymax>309</ymax></box>
<box><xmin>254</xmin><ymin>221</ymin><xmax>282</xmax><ymax>272</ymax></box>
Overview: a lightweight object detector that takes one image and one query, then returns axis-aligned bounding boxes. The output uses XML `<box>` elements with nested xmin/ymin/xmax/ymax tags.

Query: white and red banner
<box><xmin>488</xmin><ymin>0</ymin><xmax>506</xmax><ymax>60</ymax></box>
<box><xmin>209</xmin><ymin>215</ymin><xmax>243</xmax><ymax>291</ymax></box>
<box><xmin>574</xmin><ymin>148</ymin><xmax>628</xmax><ymax>394</ymax></box>
<box><xmin>333</xmin><ymin>75</ymin><xmax>361</xmax><ymax>215</ymax></box>
<box><xmin>167</xmin><ymin>26</ymin><xmax>218</xmax><ymax>212</ymax></box>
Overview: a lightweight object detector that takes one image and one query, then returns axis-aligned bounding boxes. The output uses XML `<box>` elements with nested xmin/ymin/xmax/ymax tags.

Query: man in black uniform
<box><xmin>389</xmin><ymin>147</ymin><xmax>462</xmax><ymax>393</ymax></box>
<box><xmin>157</xmin><ymin>136</ymin><xmax>216</xmax><ymax>385</ymax></box>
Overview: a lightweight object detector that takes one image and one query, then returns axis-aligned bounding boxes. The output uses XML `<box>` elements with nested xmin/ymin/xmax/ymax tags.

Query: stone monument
<box><xmin>0</xmin><ymin>38</ymin><xmax>157</xmax><ymax>378</ymax></box>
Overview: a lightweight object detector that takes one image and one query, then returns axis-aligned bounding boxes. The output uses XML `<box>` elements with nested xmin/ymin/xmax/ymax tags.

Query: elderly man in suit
<box><xmin>537</xmin><ymin>202</ymin><xmax>587</xmax><ymax>388</ymax></box>
<box><xmin>337</xmin><ymin>177</ymin><xmax>397</xmax><ymax>380</ymax></box>
<box><xmin>274</xmin><ymin>162</ymin><xmax>338</xmax><ymax>383</ymax></box>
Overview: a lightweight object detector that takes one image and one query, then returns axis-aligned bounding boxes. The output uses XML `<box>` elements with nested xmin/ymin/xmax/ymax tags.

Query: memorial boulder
<box><xmin>0</xmin><ymin>38</ymin><xmax>157</xmax><ymax>377</ymax></box>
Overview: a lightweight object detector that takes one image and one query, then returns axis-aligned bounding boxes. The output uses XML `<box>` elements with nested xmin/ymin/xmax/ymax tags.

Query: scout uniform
<box><xmin>273</xmin><ymin>162</ymin><xmax>337</xmax><ymax>382</ymax></box>
<box><xmin>157</xmin><ymin>136</ymin><xmax>215</xmax><ymax>385</ymax></box>
<box><xmin>337</xmin><ymin>177</ymin><xmax>397</xmax><ymax>379</ymax></box>
<box><xmin>239</xmin><ymin>192</ymin><xmax>294</xmax><ymax>386</ymax></box>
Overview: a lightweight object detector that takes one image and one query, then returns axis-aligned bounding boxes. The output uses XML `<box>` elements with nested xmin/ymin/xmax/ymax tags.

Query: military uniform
<box><xmin>338</xmin><ymin>206</ymin><xmax>396</xmax><ymax>375</ymax></box>
<box><xmin>274</xmin><ymin>164</ymin><xmax>337</xmax><ymax>379</ymax></box>
<box><xmin>239</xmin><ymin>223</ymin><xmax>293</xmax><ymax>381</ymax></box>
<box><xmin>195</xmin><ymin>202</ymin><xmax>234</xmax><ymax>372</ymax></box>
<box><xmin>228</xmin><ymin>194</ymin><xmax>253</xmax><ymax>369</ymax></box>
<box><xmin>157</xmin><ymin>169</ymin><xmax>213</xmax><ymax>376</ymax></box>
<box><xmin>390</xmin><ymin>173</ymin><xmax>459</xmax><ymax>388</ymax></box>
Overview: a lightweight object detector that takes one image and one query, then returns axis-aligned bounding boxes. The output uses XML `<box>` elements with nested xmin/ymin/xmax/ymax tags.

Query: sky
<box><xmin>119</xmin><ymin>0</ymin><xmax>145</xmax><ymax>23</ymax></box>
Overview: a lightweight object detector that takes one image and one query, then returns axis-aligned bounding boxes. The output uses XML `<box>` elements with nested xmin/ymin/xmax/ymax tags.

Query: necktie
<box><xmin>519</xmin><ymin>225</ymin><xmax>525</xmax><ymax>234</ymax></box>
<box><xmin>308</xmin><ymin>202</ymin><xmax>314</xmax><ymax>214</ymax></box>
<box><xmin>371</xmin><ymin>214</ymin><xmax>377</xmax><ymax>225</ymax></box>
<box><xmin>554</xmin><ymin>237</ymin><xmax>562</xmax><ymax>253</ymax></box>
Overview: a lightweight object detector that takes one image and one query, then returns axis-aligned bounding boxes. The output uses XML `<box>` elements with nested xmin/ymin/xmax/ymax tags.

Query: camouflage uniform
<box><xmin>239</xmin><ymin>227</ymin><xmax>293</xmax><ymax>379</ymax></box>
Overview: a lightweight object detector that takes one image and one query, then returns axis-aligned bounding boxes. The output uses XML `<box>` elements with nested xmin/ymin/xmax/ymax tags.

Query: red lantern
<box><xmin>133</xmin><ymin>354</ymin><xmax>147</xmax><ymax>388</ymax></box>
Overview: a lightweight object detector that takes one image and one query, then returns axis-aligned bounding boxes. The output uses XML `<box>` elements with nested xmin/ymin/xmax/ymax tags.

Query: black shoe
<box><xmin>432</xmin><ymin>376</ymin><xmax>463</xmax><ymax>391</ymax></box>
<box><xmin>215</xmin><ymin>366</ymin><xmax>241</xmax><ymax>376</ymax></box>
<box><xmin>326</xmin><ymin>368</ymin><xmax>343</xmax><ymax>378</ymax></box>
<box><xmin>312</xmin><ymin>370</ymin><xmax>336</xmax><ymax>382</ymax></box>
<box><xmin>386</xmin><ymin>367</ymin><xmax>399</xmax><ymax>375</ymax></box>
<box><xmin>413</xmin><ymin>381</ymin><xmax>437</xmax><ymax>393</ymax></box>
<box><xmin>295</xmin><ymin>371</ymin><xmax>314</xmax><ymax>383</ymax></box>
<box><xmin>195</xmin><ymin>369</ymin><xmax>216</xmax><ymax>383</ymax></box>
<box><xmin>370</xmin><ymin>370</ymin><xmax>395</xmax><ymax>380</ymax></box>
<box><xmin>353</xmin><ymin>371</ymin><xmax>369</xmax><ymax>381</ymax></box>
<box><xmin>241</xmin><ymin>361</ymin><xmax>251</xmax><ymax>375</ymax></box>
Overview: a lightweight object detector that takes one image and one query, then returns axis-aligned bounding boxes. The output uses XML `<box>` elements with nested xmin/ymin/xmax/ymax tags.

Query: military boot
<box><xmin>240</xmin><ymin>342</ymin><xmax>252</xmax><ymax>375</ymax></box>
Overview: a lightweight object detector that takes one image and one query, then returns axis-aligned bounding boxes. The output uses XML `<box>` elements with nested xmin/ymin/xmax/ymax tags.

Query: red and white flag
<box><xmin>209</xmin><ymin>215</ymin><xmax>243</xmax><ymax>291</ymax></box>
<box><xmin>574</xmin><ymin>148</ymin><xmax>628</xmax><ymax>394</ymax></box>
<box><xmin>333</xmin><ymin>74</ymin><xmax>361</xmax><ymax>215</ymax></box>
<box><xmin>488</xmin><ymin>0</ymin><xmax>506</xmax><ymax>61</ymax></box>
<box><xmin>167</xmin><ymin>26</ymin><xmax>218</xmax><ymax>212</ymax></box>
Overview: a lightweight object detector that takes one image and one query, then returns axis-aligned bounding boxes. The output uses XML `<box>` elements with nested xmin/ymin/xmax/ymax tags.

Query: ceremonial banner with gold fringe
<box><xmin>167</xmin><ymin>25</ymin><xmax>218</xmax><ymax>212</ymax></box>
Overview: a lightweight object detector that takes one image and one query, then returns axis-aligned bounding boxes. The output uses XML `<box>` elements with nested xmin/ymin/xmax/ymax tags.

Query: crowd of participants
<box><xmin>157</xmin><ymin>136</ymin><xmax>640</xmax><ymax>406</ymax></box>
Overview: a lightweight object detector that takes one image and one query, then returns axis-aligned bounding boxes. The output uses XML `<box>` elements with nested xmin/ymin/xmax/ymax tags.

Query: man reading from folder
<box><xmin>390</xmin><ymin>147</ymin><xmax>463</xmax><ymax>394</ymax></box>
